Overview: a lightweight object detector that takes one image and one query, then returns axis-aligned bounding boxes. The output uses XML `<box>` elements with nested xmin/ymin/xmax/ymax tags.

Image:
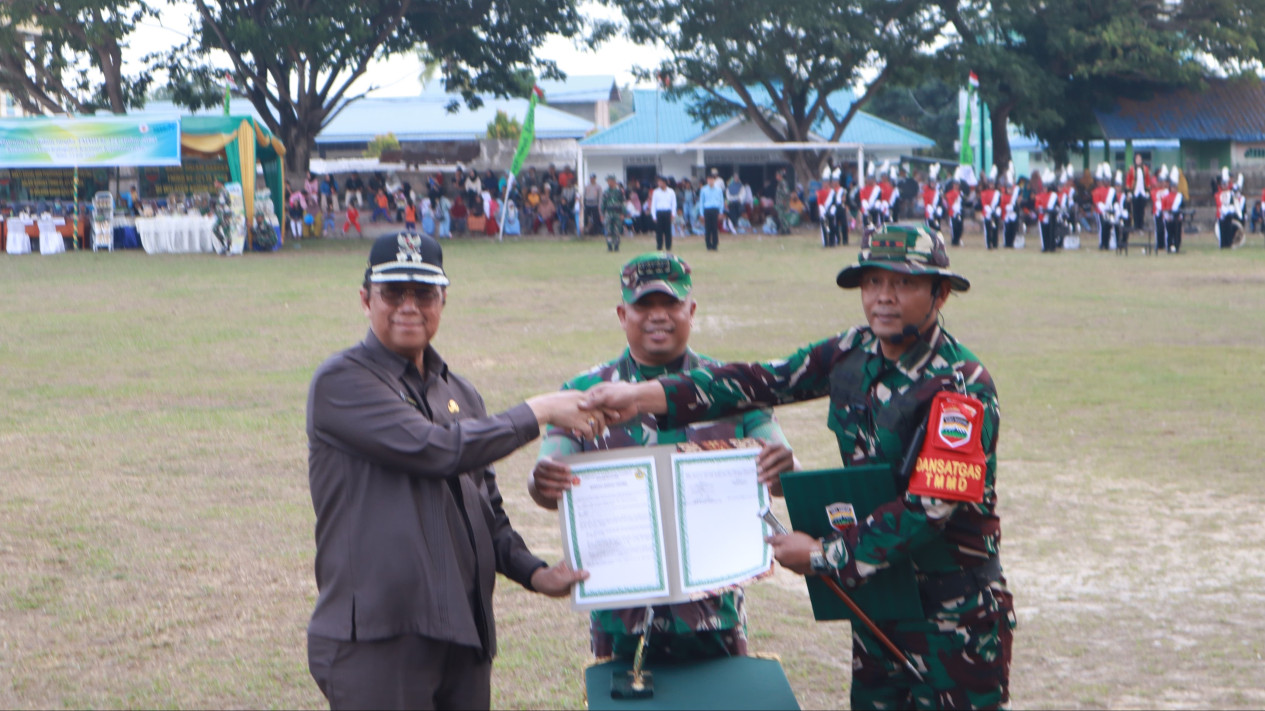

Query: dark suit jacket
<box><xmin>306</xmin><ymin>330</ymin><xmax>546</xmax><ymax>657</ymax></box>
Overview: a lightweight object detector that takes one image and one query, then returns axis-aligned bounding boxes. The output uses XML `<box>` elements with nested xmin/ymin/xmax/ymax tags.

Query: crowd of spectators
<box><xmin>275</xmin><ymin>163</ymin><xmax>844</xmax><ymax>241</ymax></box>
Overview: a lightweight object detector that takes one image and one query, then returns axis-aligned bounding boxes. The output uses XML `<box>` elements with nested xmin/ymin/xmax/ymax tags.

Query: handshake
<box><xmin>525</xmin><ymin>381</ymin><xmax>663</xmax><ymax>440</ymax></box>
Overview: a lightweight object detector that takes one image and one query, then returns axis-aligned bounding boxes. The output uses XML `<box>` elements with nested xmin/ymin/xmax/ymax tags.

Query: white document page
<box><xmin>671</xmin><ymin>449</ymin><xmax>772</xmax><ymax>594</ymax></box>
<box><xmin>561</xmin><ymin>456</ymin><xmax>671</xmax><ymax>607</ymax></box>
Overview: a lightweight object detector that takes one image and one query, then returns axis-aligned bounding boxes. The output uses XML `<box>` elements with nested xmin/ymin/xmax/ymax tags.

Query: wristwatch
<box><xmin>809</xmin><ymin>542</ymin><xmax>831</xmax><ymax>575</ymax></box>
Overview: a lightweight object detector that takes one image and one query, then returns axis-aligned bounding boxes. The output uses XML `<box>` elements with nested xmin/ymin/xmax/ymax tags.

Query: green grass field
<box><xmin>2</xmin><ymin>226</ymin><xmax>1264</xmax><ymax>709</ymax></box>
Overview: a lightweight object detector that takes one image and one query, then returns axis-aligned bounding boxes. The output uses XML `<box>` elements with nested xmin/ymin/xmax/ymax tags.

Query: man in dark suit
<box><xmin>305</xmin><ymin>232</ymin><xmax>595</xmax><ymax>710</ymax></box>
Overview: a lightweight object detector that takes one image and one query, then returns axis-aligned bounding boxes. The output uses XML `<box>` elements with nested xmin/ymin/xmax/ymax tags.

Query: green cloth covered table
<box><xmin>584</xmin><ymin>656</ymin><xmax>799</xmax><ymax>710</ymax></box>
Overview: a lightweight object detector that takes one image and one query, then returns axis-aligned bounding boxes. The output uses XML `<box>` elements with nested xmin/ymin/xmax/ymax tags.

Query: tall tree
<box><xmin>611</xmin><ymin>0</ymin><xmax>945</xmax><ymax>181</ymax></box>
<box><xmin>0</xmin><ymin>0</ymin><xmax>152</xmax><ymax>114</ymax></box>
<box><xmin>865</xmin><ymin>79</ymin><xmax>960</xmax><ymax>159</ymax></box>
<box><xmin>178</xmin><ymin>0</ymin><xmax>592</xmax><ymax>175</ymax></box>
<box><xmin>942</xmin><ymin>0</ymin><xmax>1265</xmax><ymax>171</ymax></box>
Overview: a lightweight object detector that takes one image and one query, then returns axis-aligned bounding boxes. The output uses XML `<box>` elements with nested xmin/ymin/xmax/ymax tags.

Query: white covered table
<box><xmin>135</xmin><ymin>214</ymin><xmax>218</xmax><ymax>254</ymax></box>
<box><xmin>6</xmin><ymin>217</ymin><xmax>33</xmax><ymax>254</ymax></box>
<box><xmin>38</xmin><ymin>217</ymin><xmax>67</xmax><ymax>254</ymax></box>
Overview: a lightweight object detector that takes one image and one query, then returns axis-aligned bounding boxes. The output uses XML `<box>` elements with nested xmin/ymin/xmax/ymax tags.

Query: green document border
<box><xmin>564</xmin><ymin>458</ymin><xmax>668</xmax><ymax>600</ymax></box>
<box><xmin>673</xmin><ymin>450</ymin><xmax>771</xmax><ymax>591</ymax></box>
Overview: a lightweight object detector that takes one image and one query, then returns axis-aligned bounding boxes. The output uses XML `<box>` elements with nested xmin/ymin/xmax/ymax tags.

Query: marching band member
<box><xmin>1125</xmin><ymin>154</ymin><xmax>1152</xmax><ymax>231</ymax></box>
<box><xmin>834</xmin><ymin>168</ymin><xmax>849</xmax><ymax>245</ymax></box>
<box><xmin>923</xmin><ymin>163</ymin><xmax>944</xmax><ymax>232</ymax></box>
<box><xmin>1003</xmin><ymin>162</ymin><xmax>1021</xmax><ymax>248</ymax></box>
<box><xmin>1162</xmin><ymin>168</ymin><xmax>1184</xmax><ymax>253</ymax></box>
<box><xmin>860</xmin><ymin>162</ymin><xmax>882</xmax><ymax>230</ymax></box>
<box><xmin>1091</xmin><ymin>163</ymin><xmax>1115</xmax><ymax>251</ymax></box>
<box><xmin>818</xmin><ymin>165</ymin><xmax>839</xmax><ymax>248</ymax></box>
<box><xmin>1152</xmin><ymin>165</ymin><xmax>1169</xmax><ymax>252</ymax></box>
<box><xmin>1113</xmin><ymin>169</ymin><xmax>1129</xmax><ymax>251</ymax></box>
<box><xmin>1035</xmin><ymin>169</ymin><xmax>1059</xmax><ymax>253</ymax></box>
<box><xmin>1057</xmin><ymin>166</ymin><xmax>1076</xmax><ymax>249</ymax></box>
<box><xmin>979</xmin><ymin>165</ymin><xmax>1001</xmax><ymax>249</ymax></box>
<box><xmin>945</xmin><ymin>168</ymin><xmax>964</xmax><ymax>246</ymax></box>
<box><xmin>877</xmin><ymin>164</ymin><xmax>897</xmax><ymax>228</ymax></box>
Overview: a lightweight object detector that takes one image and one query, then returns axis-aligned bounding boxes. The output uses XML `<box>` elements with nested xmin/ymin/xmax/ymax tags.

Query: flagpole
<box><xmin>502</xmin><ymin>86</ymin><xmax>541</xmax><ymax>243</ymax></box>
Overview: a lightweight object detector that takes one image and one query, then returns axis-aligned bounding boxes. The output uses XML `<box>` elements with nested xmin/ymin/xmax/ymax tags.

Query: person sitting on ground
<box><xmin>537</xmin><ymin>192</ymin><xmax>557</xmax><ymax>235</ymax></box>
<box><xmin>524</xmin><ymin>186</ymin><xmax>542</xmax><ymax>234</ymax></box>
<box><xmin>450</xmin><ymin>195</ymin><xmax>468</xmax><ymax>235</ymax></box>
<box><xmin>372</xmin><ymin>189</ymin><xmax>390</xmax><ymax>223</ymax></box>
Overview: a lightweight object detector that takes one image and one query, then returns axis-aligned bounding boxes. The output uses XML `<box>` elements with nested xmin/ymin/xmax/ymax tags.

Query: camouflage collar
<box><xmin>617</xmin><ymin>347</ymin><xmax>702</xmax><ymax>383</ymax></box>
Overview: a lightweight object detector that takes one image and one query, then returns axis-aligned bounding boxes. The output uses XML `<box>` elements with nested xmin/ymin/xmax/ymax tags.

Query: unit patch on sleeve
<box><xmin>906</xmin><ymin>391</ymin><xmax>987</xmax><ymax>503</ymax></box>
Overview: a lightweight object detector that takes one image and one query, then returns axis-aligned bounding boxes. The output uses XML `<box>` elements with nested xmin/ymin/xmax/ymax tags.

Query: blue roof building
<box><xmin>578</xmin><ymin>88</ymin><xmax>934</xmax><ymax>188</ymax></box>
<box><xmin>1093</xmin><ymin>78</ymin><xmax>1265</xmax><ymax>175</ymax></box>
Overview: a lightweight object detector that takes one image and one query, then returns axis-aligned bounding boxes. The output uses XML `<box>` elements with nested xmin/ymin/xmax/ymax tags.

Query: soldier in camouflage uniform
<box><xmin>774</xmin><ymin>169</ymin><xmax>794</xmax><ymax>235</ymax></box>
<box><xmin>583</xmin><ymin>226</ymin><xmax>1015</xmax><ymax>709</ymax></box>
<box><xmin>529</xmin><ymin>252</ymin><xmax>797</xmax><ymax>662</ymax></box>
<box><xmin>601</xmin><ymin>175</ymin><xmax>626</xmax><ymax>252</ymax></box>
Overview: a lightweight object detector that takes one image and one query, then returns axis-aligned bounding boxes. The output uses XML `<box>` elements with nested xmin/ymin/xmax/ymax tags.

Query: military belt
<box><xmin>918</xmin><ymin>557</ymin><xmax>1002</xmax><ymax>604</ymax></box>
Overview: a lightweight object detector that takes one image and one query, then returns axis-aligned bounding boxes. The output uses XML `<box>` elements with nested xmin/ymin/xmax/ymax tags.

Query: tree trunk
<box><xmin>990</xmin><ymin>102</ymin><xmax>1014</xmax><ymax>173</ymax></box>
<box><xmin>788</xmin><ymin>150</ymin><xmax>827</xmax><ymax>190</ymax></box>
<box><xmin>97</xmin><ymin>42</ymin><xmax>126</xmax><ymax>113</ymax></box>
<box><xmin>283</xmin><ymin>122</ymin><xmax>313</xmax><ymax>182</ymax></box>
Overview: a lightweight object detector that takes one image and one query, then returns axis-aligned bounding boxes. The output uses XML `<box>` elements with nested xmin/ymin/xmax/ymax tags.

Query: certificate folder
<box><xmin>779</xmin><ymin>465</ymin><xmax>922</xmax><ymax>623</ymax></box>
<box><xmin>559</xmin><ymin>442</ymin><xmax>774</xmax><ymax>612</ymax></box>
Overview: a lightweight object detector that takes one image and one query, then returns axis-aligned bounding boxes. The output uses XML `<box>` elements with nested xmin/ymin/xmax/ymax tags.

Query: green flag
<box><xmin>959</xmin><ymin>71</ymin><xmax>978</xmax><ymax>167</ymax></box>
<box><xmin>510</xmin><ymin>87</ymin><xmax>541</xmax><ymax>177</ymax></box>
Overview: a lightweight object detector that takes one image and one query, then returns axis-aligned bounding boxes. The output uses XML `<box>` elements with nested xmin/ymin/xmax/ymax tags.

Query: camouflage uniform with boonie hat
<box><xmin>836</xmin><ymin>224</ymin><xmax>969</xmax><ymax>291</ymax></box>
<box><xmin>630</xmin><ymin>223</ymin><xmax>1013</xmax><ymax>708</ymax></box>
<box><xmin>620</xmin><ymin>252</ymin><xmax>692</xmax><ymax>302</ymax></box>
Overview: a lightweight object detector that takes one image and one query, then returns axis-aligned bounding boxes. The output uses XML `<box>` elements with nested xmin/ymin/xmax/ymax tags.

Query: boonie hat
<box><xmin>836</xmin><ymin>224</ymin><xmax>969</xmax><ymax>292</ymax></box>
<box><xmin>620</xmin><ymin>252</ymin><xmax>692</xmax><ymax>303</ymax></box>
<box><xmin>365</xmin><ymin>232</ymin><xmax>450</xmax><ymax>287</ymax></box>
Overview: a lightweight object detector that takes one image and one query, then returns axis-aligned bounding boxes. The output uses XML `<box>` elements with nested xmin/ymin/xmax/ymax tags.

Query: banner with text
<box><xmin>0</xmin><ymin>116</ymin><xmax>181</xmax><ymax>168</ymax></box>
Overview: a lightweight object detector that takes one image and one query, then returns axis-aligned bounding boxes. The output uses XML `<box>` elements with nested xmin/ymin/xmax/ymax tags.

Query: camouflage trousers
<box><xmin>603</xmin><ymin>210</ymin><xmax>624</xmax><ymax>251</ymax></box>
<box><xmin>851</xmin><ymin>589</ymin><xmax>1015</xmax><ymax>710</ymax></box>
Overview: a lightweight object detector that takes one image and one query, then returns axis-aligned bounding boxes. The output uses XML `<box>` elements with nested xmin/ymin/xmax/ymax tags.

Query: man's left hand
<box><xmin>766</xmin><ymin>532</ymin><xmax>822</xmax><ymax>577</ymax></box>
<box><xmin>531</xmin><ymin>562</ymin><xmax>589</xmax><ymax>597</ymax></box>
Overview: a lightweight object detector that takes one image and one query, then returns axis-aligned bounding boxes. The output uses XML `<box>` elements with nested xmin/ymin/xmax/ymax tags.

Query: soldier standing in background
<box><xmin>601</xmin><ymin>175</ymin><xmax>625</xmax><ymax>252</ymax></box>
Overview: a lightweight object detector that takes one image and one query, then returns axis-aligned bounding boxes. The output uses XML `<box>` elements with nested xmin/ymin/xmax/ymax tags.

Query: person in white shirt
<box><xmin>650</xmin><ymin>176</ymin><xmax>678</xmax><ymax>251</ymax></box>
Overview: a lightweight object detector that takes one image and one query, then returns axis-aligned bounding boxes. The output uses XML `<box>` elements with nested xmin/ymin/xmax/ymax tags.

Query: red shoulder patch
<box><xmin>907</xmin><ymin>391</ymin><xmax>987</xmax><ymax>503</ymax></box>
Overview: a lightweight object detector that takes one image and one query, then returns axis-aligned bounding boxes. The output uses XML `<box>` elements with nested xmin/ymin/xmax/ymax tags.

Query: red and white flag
<box><xmin>968</xmin><ymin>71</ymin><xmax>980</xmax><ymax>89</ymax></box>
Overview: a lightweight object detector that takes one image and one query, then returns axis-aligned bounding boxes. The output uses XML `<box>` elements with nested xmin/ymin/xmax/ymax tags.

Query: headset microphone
<box><xmin>884</xmin><ymin>296</ymin><xmax>940</xmax><ymax>346</ymax></box>
<box><xmin>886</xmin><ymin>324</ymin><xmax>919</xmax><ymax>345</ymax></box>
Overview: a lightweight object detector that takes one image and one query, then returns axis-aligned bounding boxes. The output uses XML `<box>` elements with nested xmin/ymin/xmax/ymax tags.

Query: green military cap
<box><xmin>620</xmin><ymin>252</ymin><xmax>692</xmax><ymax>303</ymax></box>
<box><xmin>836</xmin><ymin>224</ymin><xmax>970</xmax><ymax>292</ymax></box>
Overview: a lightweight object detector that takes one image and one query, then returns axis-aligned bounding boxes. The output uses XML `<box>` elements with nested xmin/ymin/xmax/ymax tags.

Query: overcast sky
<box><xmin>128</xmin><ymin>2</ymin><xmax>667</xmax><ymax>99</ymax></box>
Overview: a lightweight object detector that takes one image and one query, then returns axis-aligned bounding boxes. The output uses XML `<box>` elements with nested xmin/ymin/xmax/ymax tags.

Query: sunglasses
<box><xmin>375</xmin><ymin>284</ymin><xmax>442</xmax><ymax>306</ymax></box>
